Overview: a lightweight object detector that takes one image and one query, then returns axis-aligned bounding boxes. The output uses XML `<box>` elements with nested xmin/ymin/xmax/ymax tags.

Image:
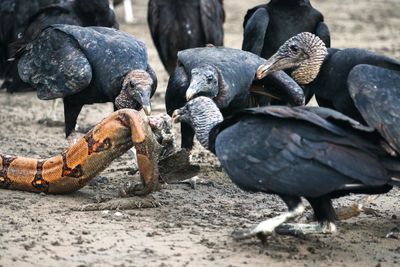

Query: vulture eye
<box><xmin>206</xmin><ymin>75</ymin><xmax>213</xmax><ymax>83</ymax></box>
<box><xmin>130</xmin><ymin>80</ymin><xmax>136</xmax><ymax>89</ymax></box>
<box><xmin>289</xmin><ymin>45</ymin><xmax>299</xmax><ymax>53</ymax></box>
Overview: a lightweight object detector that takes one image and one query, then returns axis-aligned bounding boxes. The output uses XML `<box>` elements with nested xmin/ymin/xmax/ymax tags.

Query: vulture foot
<box><xmin>275</xmin><ymin>222</ymin><xmax>336</xmax><ymax>236</ymax></box>
<box><xmin>232</xmin><ymin>204</ymin><xmax>305</xmax><ymax>241</ymax></box>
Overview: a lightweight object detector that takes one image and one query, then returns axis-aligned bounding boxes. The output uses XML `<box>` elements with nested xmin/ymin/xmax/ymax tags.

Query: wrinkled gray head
<box><xmin>172</xmin><ymin>96</ymin><xmax>223</xmax><ymax>148</ymax></box>
<box><xmin>115</xmin><ymin>70</ymin><xmax>155</xmax><ymax>115</ymax></box>
<box><xmin>186</xmin><ymin>64</ymin><xmax>220</xmax><ymax>101</ymax></box>
<box><xmin>257</xmin><ymin>32</ymin><xmax>327</xmax><ymax>85</ymax></box>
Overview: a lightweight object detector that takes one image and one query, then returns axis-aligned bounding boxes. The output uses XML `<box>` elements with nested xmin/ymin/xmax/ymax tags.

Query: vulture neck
<box><xmin>192</xmin><ymin>107</ymin><xmax>224</xmax><ymax>149</ymax></box>
<box><xmin>291</xmin><ymin>41</ymin><xmax>328</xmax><ymax>85</ymax></box>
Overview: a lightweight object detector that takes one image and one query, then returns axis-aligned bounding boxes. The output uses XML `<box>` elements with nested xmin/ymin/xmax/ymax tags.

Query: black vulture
<box><xmin>242</xmin><ymin>0</ymin><xmax>330</xmax><ymax>59</ymax></box>
<box><xmin>147</xmin><ymin>0</ymin><xmax>225</xmax><ymax>75</ymax></box>
<box><xmin>1</xmin><ymin>0</ymin><xmax>118</xmax><ymax>92</ymax></box>
<box><xmin>257</xmin><ymin>32</ymin><xmax>400</xmax><ymax>124</ymax></box>
<box><xmin>165</xmin><ymin>46</ymin><xmax>305</xmax><ymax>149</ymax></box>
<box><xmin>173</xmin><ymin>96</ymin><xmax>400</xmax><ymax>238</ymax></box>
<box><xmin>18</xmin><ymin>25</ymin><xmax>157</xmax><ymax>140</ymax></box>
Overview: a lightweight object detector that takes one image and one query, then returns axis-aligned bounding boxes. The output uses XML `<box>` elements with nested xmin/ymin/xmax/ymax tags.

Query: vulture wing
<box><xmin>216</xmin><ymin>106</ymin><xmax>391</xmax><ymax>198</ymax></box>
<box><xmin>18</xmin><ymin>26</ymin><xmax>92</xmax><ymax>100</ymax></box>
<box><xmin>242</xmin><ymin>6</ymin><xmax>269</xmax><ymax>55</ymax></box>
<box><xmin>349</xmin><ymin>64</ymin><xmax>400</xmax><ymax>154</ymax></box>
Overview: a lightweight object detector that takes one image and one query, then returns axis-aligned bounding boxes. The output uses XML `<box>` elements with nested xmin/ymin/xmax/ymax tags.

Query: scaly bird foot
<box><xmin>275</xmin><ymin>222</ymin><xmax>336</xmax><ymax>237</ymax></box>
<box><xmin>232</xmin><ymin>204</ymin><xmax>306</xmax><ymax>241</ymax></box>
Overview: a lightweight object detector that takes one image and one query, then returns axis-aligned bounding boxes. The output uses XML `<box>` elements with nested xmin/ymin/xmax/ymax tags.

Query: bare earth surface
<box><xmin>1</xmin><ymin>1</ymin><xmax>400</xmax><ymax>266</ymax></box>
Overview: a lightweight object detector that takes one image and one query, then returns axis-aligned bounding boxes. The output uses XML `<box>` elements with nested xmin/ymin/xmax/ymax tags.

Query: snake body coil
<box><xmin>0</xmin><ymin>109</ymin><xmax>161</xmax><ymax>195</ymax></box>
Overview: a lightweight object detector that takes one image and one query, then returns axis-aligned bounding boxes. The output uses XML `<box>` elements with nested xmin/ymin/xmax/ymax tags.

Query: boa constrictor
<box><xmin>0</xmin><ymin>109</ymin><xmax>163</xmax><ymax>195</ymax></box>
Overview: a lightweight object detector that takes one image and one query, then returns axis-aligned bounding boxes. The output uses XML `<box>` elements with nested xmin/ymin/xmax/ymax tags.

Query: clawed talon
<box><xmin>172</xmin><ymin>176</ymin><xmax>214</xmax><ymax>189</ymax></box>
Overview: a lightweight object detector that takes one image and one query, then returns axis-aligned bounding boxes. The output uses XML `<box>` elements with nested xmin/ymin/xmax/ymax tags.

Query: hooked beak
<box><xmin>186</xmin><ymin>87</ymin><xmax>197</xmax><ymax>101</ymax></box>
<box><xmin>142</xmin><ymin>105</ymin><xmax>151</xmax><ymax>116</ymax></box>
<box><xmin>171</xmin><ymin>109</ymin><xmax>182</xmax><ymax>123</ymax></box>
<box><xmin>138</xmin><ymin>90</ymin><xmax>152</xmax><ymax>115</ymax></box>
<box><xmin>256</xmin><ymin>54</ymin><xmax>282</xmax><ymax>80</ymax></box>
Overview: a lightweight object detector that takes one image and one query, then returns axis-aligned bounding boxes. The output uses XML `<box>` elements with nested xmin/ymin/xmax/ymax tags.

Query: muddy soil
<box><xmin>1</xmin><ymin>1</ymin><xmax>400</xmax><ymax>266</ymax></box>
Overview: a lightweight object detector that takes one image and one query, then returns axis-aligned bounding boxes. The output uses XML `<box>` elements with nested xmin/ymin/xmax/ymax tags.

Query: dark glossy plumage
<box><xmin>1</xmin><ymin>0</ymin><xmax>118</xmax><ymax>92</ymax></box>
<box><xmin>165</xmin><ymin>46</ymin><xmax>304</xmax><ymax>149</ymax></box>
<box><xmin>308</xmin><ymin>48</ymin><xmax>400</xmax><ymax>123</ymax></box>
<box><xmin>215</xmin><ymin>106</ymin><xmax>396</xmax><ymax>198</ymax></box>
<box><xmin>242</xmin><ymin>0</ymin><xmax>330</xmax><ymax>59</ymax></box>
<box><xmin>18</xmin><ymin>25</ymin><xmax>156</xmax><ymax>137</ymax></box>
<box><xmin>349</xmin><ymin>65</ymin><xmax>400</xmax><ymax>155</ymax></box>
<box><xmin>148</xmin><ymin>0</ymin><xmax>225</xmax><ymax>74</ymax></box>
<box><xmin>174</xmin><ymin>97</ymin><xmax>400</xmax><ymax>230</ymax></box>
<box><xmin>257</xmin><ymin>33</ymin><xmax>400</xmax><ymax>123</ymax></box>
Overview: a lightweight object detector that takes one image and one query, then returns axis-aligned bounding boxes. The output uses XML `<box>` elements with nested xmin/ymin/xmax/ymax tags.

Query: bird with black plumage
<box><xmin>18</xmin><ymin>25</ymin><xmax>157</xmax><ymax>143</ymax></box>
<box><xmin>165</xmin><ymin>46</ymin><xmax>304</xmax><ymax>150</ymax></box>
<box><xmin>147</xmin><ymin>0</ymin><xmax>225</xmax><ymax>75</ymax></box>
<box><xmin>172</xmin><ymin>96</ymin><xmax>400</xmax><ymax>240</ymax></box>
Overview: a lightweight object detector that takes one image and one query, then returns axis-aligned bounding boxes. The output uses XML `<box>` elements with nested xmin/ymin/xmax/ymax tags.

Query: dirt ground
<box><xmin>1</xmin><ymin>0</ymin><xmax>400</xmax><ymax>266</ymax></box>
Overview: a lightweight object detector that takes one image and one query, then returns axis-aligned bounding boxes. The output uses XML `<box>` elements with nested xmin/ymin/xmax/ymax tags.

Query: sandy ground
<box><xmin>1</xmin><ymin>0</ymin><xmax>400</xmax><ymax>266</ymax></box>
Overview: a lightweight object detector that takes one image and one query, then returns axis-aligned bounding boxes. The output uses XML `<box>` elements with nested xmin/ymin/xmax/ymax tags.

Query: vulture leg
<box><xmin>275</xmin><ymin>196</ymin><xmax>337</xmax><ymax>236</ymax></box>
<box><xmin>232</xmin><ymin>195</ymin><xmax>304</xmax><ymax>240</ymax></box>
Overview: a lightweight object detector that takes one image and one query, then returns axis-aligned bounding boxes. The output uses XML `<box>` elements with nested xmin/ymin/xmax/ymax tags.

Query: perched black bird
<box><xmin>242</xmin><ymin>0</ymin><xmax>330</xmax><ymax>59</ymax></box>
<box><xmin>1</xmin><ymin>0</ymin><xmax>118</xmax><ymax>92</ymax></box>
<box><xmin>173</xmin><ymin>96</ymin><xmax>400</xmax><ymax>238</ymax></box>
<box><xmin>18</xmin><ymin>25</ymin><xmax>157</xmax><ymax>139</ymax></box>
<box><xmin>165</xmin><ymin>46</ymin><xmax>304</xmax><ymax>149</ymax></box>
<box><xmin>147</xmin><ymin>0</ymin><xmax>225</xmax><ymax>74</ymax></box>
<box><xmin>257</xmin><ymin>32</ymin><xmax>400</xmax><ymax>124</ymax></box>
